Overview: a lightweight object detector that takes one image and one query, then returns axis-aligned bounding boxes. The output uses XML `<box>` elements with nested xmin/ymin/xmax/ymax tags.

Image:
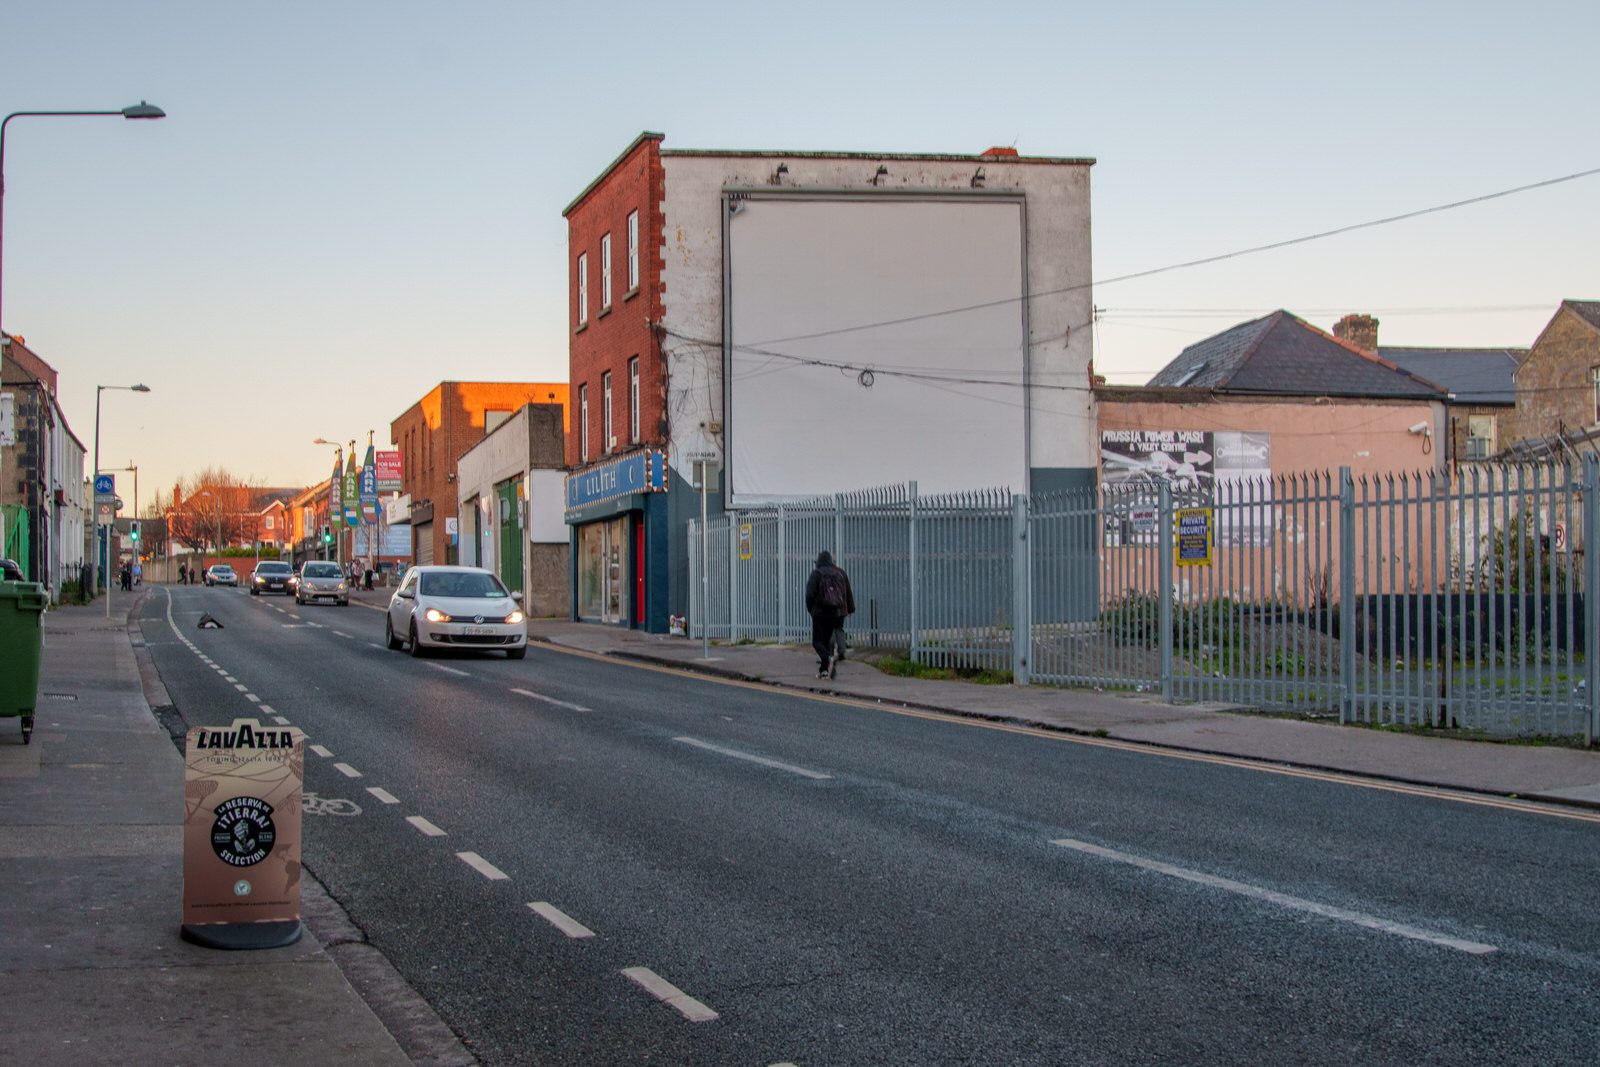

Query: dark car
<box><xmin>251</xmin><ymin>560</ymin><xmax>294</xmax><ymax>595</ymax></box>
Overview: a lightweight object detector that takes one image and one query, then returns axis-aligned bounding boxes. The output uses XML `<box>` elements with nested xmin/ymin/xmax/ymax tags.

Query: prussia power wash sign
<box><xmin>182</xmin><ymin>719</ymin><xmax>305</xmax><ymax>948</ymax></box>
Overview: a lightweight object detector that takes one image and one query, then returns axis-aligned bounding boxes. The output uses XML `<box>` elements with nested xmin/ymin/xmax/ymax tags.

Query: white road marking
<box><xmin>332</xmin><ymin>762</ymin><xmax>362</xmax><ymax>779</ymax></box>
<box><xmin>366</xmin><ymin>787</ymin><xmax>400</xmax><ymax>805</ymax></box>
<box><xmin>672</xmin><ymin>736</ymin><xmax>832</xmax><ymax>780</ymax></box>
<box><xmin>233</xmin><ymin>683</ymin><xmax>249</xmax><ymax>692</ymax></box>
<box><xmin>457</xmin><ymin>851</ymin><xmax>509</xmax><ymax>881</ymax></box>
<box><xmin>621</xmin><ymin>967</ymin><xmax>719</xmax><ymax>1023</ymax></box>
<box><xmin>221</xmin><ymin>673</ymin><xmax>235</xmax><ymax>680</ymax></box>
<box><xmin>309</xmin><ymin>744</ymin><xmax>333</xmax><ymax>758</ymax></box>
<box><xmin>273</xmin><ymin>716</ymin><xmax>291</xmax><ymax>726</ymax></box>
<box><xmin>245</xmin><ymin>694</ymin><xmax>260</xmax><ymax>703</ymax></box>
<box><xmin>368</xmin><ymin>643</ymin><xmax>386</xmax><ymax>651</ymax></box>
<box><xmin>333</xmin><ymin>631</ymin><xmax>352</xmax><ymax>638</ymax></box>
<box><xmin>527</xmin><ymin>902</ymin><xmax>595</xmax><ymax>939</ymax></box>
<box><xmin>406</xmin><ymin>815</ymin><xmax>446</xmax><ymax>837</ymax></box>
<box><xmin>306</xmin><ymin>621</ymin><xmax>324</xmax><ymax>629</ymax></box>
<box><xmin>1048</xmin><ymin>838</ymin><xmax>1497</xmax><ymax>956</ymax></box>
<box><xmin>426</xmin><ymin>663</ymin><xmax>471</xmax><ymax>677</ymax></box>
<box><xmin>258</xmin><ymin>705</ymin><xmax>276</xmax><ymax>715</ymax></box>
<box><xmin>510</xmin><ymin>687</ymin><xmax>590</xmax><ymax>713</ymax></box>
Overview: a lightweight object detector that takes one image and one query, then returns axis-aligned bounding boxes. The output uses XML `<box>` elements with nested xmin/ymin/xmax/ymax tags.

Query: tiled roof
<box><xmin>1563</xmin><ymin>300</ymin><xmax>1600</xmax><ymax>332</ymax></box>
<box><xmin>1378</xmin><ymin>347</ymin><xmax>1524</xmax><ymax>405</ymax></box>
<box><xmin>1147</xmin><ymin>311</ymin><xmax>1446</xmax><ymax>399</ymax></box>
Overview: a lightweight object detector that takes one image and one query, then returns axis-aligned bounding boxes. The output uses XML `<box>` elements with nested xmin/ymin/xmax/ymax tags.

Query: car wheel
<box><xmin>408</xmin><ymin>621</ymin><xmax>427</xmax><ymax>658</ymax></box>
<box><xmin>385</xmin><ymin>616</ymin><xmax>403</xmax><ymax>650</ymax></box>
<box><xmin>251</xmin><ymin>588</ymin><xmax>258</xmax><ymax>596</ymax></box>
<box><xmin>506</xmin><ymin>646</ymin><xmax>526</xmax><ymax>660</ymax></box>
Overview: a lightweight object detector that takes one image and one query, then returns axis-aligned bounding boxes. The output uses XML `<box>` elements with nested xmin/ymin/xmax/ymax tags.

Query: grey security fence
<box><xmin>689</xmin><ymin>461</ymin><xmax>1600</xmax><ymax>742</ymax></box>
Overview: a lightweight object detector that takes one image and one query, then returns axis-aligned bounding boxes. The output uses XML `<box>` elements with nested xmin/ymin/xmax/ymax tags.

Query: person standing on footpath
<box><xmin>804</xmin><ymin>549</ymin><xmax>854</xmax><ymax>680</ymax></box>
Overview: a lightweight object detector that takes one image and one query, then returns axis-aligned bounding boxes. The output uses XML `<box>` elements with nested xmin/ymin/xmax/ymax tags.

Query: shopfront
<box><xmin>565</xmin><ymin>451</ymin><xmax>669</xmax><ymax>630</ymax></box>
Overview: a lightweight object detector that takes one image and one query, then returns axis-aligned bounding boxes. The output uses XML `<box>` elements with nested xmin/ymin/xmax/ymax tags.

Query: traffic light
<box><xmin>129</xmin><ymin>521</ymin><xmax>140</xmax><ymax>543</ymax></box>
<box><xmin>322</xmin><ymin>525</ymin><xmax>332</xmax><ymax>544</ymax></box>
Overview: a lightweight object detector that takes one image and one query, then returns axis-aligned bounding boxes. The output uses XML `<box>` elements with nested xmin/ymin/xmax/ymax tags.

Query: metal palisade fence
<box><xmin>689</xmin><ymin>460</ymin><xmax>1599</xmax><ymax>742</ymax></box>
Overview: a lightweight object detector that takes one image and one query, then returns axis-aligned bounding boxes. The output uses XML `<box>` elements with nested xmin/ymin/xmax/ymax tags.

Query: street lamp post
<box><xmin>94</xmin><ymin>383</ymin><xmax>150</xmax><ymax>617</ymax></box>
<box><xmin>0</xmin><ymin>102</ymin><xmax>166</xmax><ymax>335</ymax></box>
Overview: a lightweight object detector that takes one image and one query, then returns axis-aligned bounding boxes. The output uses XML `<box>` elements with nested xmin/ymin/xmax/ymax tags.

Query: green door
<box><xmin>496</xmin><ymin>479</ymin><xmax>523</xmax><ymax>595</ymax></box>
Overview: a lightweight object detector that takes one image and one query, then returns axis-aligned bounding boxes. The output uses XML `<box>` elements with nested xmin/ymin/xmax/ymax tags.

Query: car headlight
<box><xmin>424</xmin><ymin>608</ymin><xmax>451</xmax><ymax>623</ymax></box>
<box><xmin>336</xmin><ymin>582</ymin><xmax>347</xmax><ymax>592</ymax></box>
<box><xmin>504</xmin><ymin>610</ymin><xmax>525</xmax><ymax>625</ymax></box>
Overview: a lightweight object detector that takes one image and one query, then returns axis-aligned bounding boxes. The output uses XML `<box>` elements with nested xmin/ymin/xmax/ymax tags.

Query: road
<box><xmin>138</xmin><ymin>584</ymin><xmax>1600</xmax><ymax>1065</ymax></box>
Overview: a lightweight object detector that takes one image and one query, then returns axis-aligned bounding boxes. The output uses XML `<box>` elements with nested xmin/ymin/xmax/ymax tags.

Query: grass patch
<box><xmin>874</xmin><ymin>654</ymin><xmax>1013</xmax><ymax>686</ymax></box>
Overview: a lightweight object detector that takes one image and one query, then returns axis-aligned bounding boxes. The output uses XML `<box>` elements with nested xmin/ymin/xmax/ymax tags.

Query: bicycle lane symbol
<box><xmin>302</xmin><ymin>792</ymin><xmax>362</xmax><ymax>817</ymax></box>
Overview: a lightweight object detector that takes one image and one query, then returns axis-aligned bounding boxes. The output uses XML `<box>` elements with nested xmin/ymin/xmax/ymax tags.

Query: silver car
<box><xmin>386</xmin><ymin>565</ymin><xmax>526</xmax><ymax>659</ymax></box>
<box><xmin>296</xmin><ymin>560</ymin><xmax>348</xmax><ymax>606</ymax></box>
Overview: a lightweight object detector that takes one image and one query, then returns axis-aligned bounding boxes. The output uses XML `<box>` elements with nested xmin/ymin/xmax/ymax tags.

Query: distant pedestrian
<box><xmin>804</xmin><ymin>550</ymin><xmax>854</xmax><ymax>680</ymax></box>
<box><xmin>178</xmin><ymin>563</ymin><xmax>187</xmax><ymax>585</ymax></box>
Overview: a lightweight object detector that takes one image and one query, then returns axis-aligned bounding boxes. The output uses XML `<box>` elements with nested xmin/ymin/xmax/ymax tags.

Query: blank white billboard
<box><xmin>725</xmin><ymin>194</ymin><xmax>1027</xmax><ymax>506</ymax></box>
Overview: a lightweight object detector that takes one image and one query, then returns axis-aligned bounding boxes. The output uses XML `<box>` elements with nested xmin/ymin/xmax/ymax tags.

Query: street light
<box><xmin>0</xmin><ymin>102</ymin><xmax>166</xmax><ymax>334</ymax></box>
<box><xmin>94</xmin><ymin>383</ymin><xmax>150</xmax><ymax>616</ymax></box>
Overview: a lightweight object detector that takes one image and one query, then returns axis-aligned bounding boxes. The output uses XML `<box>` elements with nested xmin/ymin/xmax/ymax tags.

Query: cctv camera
<box><xmin>1407</xmin><ymin>422</ymin><xmax>1430</xmax><ymax>434</ymax></box>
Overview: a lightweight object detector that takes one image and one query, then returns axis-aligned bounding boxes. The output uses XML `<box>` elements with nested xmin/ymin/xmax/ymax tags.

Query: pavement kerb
<box><xmin>525</xmin><ymin>635</ymin><xmax>1600</xmax><ymax>815</ymax></box>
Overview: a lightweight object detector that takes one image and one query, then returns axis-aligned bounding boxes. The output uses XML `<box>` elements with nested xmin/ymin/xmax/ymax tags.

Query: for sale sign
<box><xmin>375</xmin><ymin>450</ymin><xmax>403</xmax><ymax>492</ymax></box>
<box><xmin>182</xmin><ymin>718</ymin><xmax>304</xmax><ymax>948</ymax></box>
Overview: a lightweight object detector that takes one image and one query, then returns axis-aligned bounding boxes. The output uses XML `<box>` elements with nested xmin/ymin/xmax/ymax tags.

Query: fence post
<box><xmin>834</xmin><ymin>493</ymin><xmax>845</xmax><ymax>562</ymax></box>
<box><xmin>1158</xmin><ymin>480</ymin><xmax>1174</xmax><ymax>702</ymax></box>
<box><xmin>777</xmin><ymin>504</ymin><xmax>787</xmax><ymax>645</ymax></box>
<box><xmin>1585</xmin><ymin>457</ymin><xmax>1599</xmax><ymax>746</ymax></box>
<box><xmin>1340</xmin><ymin>466</ymin><xmax>1356</xmax><ymax>725</ymax></box>
<box><xmin>909</xmin><ymin>481</ymin><xmax>920</xmax><ymax>660</ymax></box>
<box><xmin>689</xmin><ymin>519</ymin><xmax>700</xmax><ymax>641</ymax></box>
<box><xmin>1011</xmin><ymin>494</ymin><xmax>1031</xmax><ymax>685</ymax></box>
<box><xmin>728</xmin><ymin>518</ymin><xmax>739</xmax><ymax>645</ymax></box>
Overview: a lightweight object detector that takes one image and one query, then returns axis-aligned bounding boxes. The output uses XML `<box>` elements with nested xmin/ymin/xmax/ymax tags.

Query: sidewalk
<box><xmin>516</xmin><ymin>613</ymin><xmax>1600</xmax><ymax>808</ymax></box>
<box><xmin>0</xmin><ymin>595</ymin><xmax>441</xmax><ymax>1065</ymax></box>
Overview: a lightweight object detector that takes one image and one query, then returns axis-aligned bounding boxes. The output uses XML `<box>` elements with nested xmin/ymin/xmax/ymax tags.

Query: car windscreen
<box><xmin>419</xmin><ymin>571</ymin><xmax>508</xmax><ymax>598</ymax></box>
<box><xmin>303</xmin><ymin>563</ymin><xmax>341</xmax><ymax>578</ymax></box>
<box><xmin>213</xmin><ymin>566</ymin><xmax>235</xmax><ymax>573</ymax></box>
<box><xmin>257</xmin><ymin>563</ymin><xmax>292</xmax><ymax>574</ymax></box>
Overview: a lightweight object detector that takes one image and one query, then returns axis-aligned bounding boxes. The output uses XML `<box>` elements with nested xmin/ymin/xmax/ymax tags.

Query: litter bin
<box><xmin>0</xmin><ymin>580</ymin><xmax>49</xmax><ymax>744</ymax></box>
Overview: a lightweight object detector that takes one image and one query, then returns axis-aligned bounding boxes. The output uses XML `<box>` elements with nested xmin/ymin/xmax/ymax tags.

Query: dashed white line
<box><xmin>510</xmin><ymin>687</ymin><xmax>590</xmax><ymax>712</ymax></box>
<box><xmin>457</xmin><ymin>852</ymin><xmax>509</xmax><ymax>881</ymax></box>
<box><xmin>258</xmin><ymin>705</ymin><xmax>277</xmax><ymax>716</ymax></box>
<box><xmin>1048</xmin><ymin>838</ymin><xmax>1498</xmax><ymax>956</ymax></box>
<box><xmin>406</xmin><ymin>815</ymin><xmax>446</xmax><ymax>837</ymax></box>
<box><xmin>309</xmin><ymin>744</ymin><xmax>333</xmax><ymax>758</ymax></box>
<box><xmin>621</xmin><ymin>967</ymin><xmax>719</xmax><ymax>1023</ymax></box>
<box><xmin>233</xmin><ymin>683</ymin><xmax>249</xmax><ymax>692</ymax></box>
<box><xmin>426</xmin><ymin>663</ymin><xmax>470</xmax><ymax>677</ymax></box>
<box><xmin>527</xmin><ymin>902</ymin><xmax>595</xmax><ymax>939</ymax></box>
<box><xmin>333</xmin><ymin>631</ymin><xmax>352</xmax><ymax>639</ymax></box>
<box><xmin>272</xmin><ymin>716</ymin><xmax>291</xmax><ymax>726</ymax></box>
<box><xmin>332</xmin><ymin>762</ymin><xmax>362</xmax><ymax>779</ymax></box>
<box><xmin>366</xmin><ymin>787</ymin><xmax>400</xmax><ymax>805</ymax></box>
<box><xmin>245</xmin><ymin>694</ymin><xmax>261</xmax><ymax>703</ymax></box>
<box><xmin>672</xmin><ymin>736</ymin><xmax>832</xmax><ymax>780</ymax></box>
<box><xmin>368</xmin><ymin>643</ymin><xmax>386</xmax><ymax>651</ymax></box>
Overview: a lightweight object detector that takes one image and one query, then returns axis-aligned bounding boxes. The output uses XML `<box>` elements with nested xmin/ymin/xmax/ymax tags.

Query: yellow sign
<box><xmin>738</xmin><ymin>523</ymin><xmax>753</xmax><ymax>561</ymax></box>
<box><xmin>1175</xmin><ymin>508</ymin><xmax>1213</xmax><ymax>567</ymax></box>
<box><xmin>182</xmin><ymin>718</ymin><xmax>305</xmax><ymax>949</ymax></box>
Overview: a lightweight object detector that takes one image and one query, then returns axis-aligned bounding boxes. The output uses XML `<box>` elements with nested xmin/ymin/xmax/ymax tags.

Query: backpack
<box><xmin>817</xmin><ymin>568</ymin><xmax>848</xmax><ymax>614</ymax></box>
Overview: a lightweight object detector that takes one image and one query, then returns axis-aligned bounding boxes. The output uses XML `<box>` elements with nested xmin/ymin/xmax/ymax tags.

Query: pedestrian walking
<box><xmin>804</xmin><ymin>549</ymin><xmax>854</xmax><ymax>680</ymax></box>
<box><xmin>178</xmin><ymin>563</ymin><xmax>187</xmax><ymax>586</ymax></box>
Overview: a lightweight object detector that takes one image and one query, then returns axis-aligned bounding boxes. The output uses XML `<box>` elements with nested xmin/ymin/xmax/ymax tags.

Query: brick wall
<box><xmin>1507</xmin><ymin>306</ymin><xmax>1600</xmax><ymax>445</ymax></box>
<box><xmin>565</xmin><ymin>134</ymin><xmax>667</xmax><ymax>471</ymax></box>
<box><xmin>391</xmin><ymin>382</ymin><xmax>569</xmax><ymax>565</ymax></box>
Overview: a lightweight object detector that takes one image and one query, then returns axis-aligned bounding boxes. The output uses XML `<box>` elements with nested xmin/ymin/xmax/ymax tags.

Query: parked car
<box><xmin>250</xmin><ymin>560</ymin><xmax>295</xmax><ymax>596</ymax></box>
<box><xmin>295</xmin><ymin>560</ymin><xmax>348</xmax><ymax>606</ymax></box>
<box><xmin>386</xmin><ymin>565</ymin><xmax>525</xmax><ymax>659</ymax></box>
<box><xmin>204</xmin><ymin>564</ymin><xmax>238</xmax><ymax>587</ymax></box>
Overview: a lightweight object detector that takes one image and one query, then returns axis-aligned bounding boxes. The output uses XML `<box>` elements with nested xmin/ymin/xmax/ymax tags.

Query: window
<box><xmin>627</xmin><ymin>211</ymin><xmax>639</xmax><ymax>291</ymax></box>
<box><xmin>603</xmin><ymin>371</ymin><xmax>613</xmax><ymax>451</ymax></box>
<box><xmin>629</xmin><ymin>356</ymin><xmax>640</xmax><ymax>443</ymax></box>
<box><xmin>1466</xmin><ymin>414</ymin><xmax>1496</xmax><ymax>459</ymax></box>
<box><xmin>600</xmin><ymin>233</ymin><xmax>612</xmax><ymax>309</ymax></box>
<box><xmin>264</xmin><ymin>515</ymin><xmax>275</xmax><ymax>530</ymax></box>
<box><xmin>1592</xmin><ymin>366</ymin><xmax>1600</xmax><ymax>424</ymax></box>
<box><xmin>577</xmin><ymin>252</ymin><xmax>588</xmax><ymax>326</ymax></box>
<box><xmin>484</xmin><ymin>409</ymin><xmax>512</xmax><ymax>434</ymax></box>
<box><xmin>579</xmin><ymin>384</ymin><xmax>591</xmax><ymax>462</ymax></box>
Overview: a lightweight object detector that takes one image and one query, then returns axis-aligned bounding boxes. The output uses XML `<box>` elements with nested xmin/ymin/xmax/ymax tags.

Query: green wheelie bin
<box><xmin>0</xmin><ymin>581</ymin><xmax>49</xmax><ymax>744</ymax></box>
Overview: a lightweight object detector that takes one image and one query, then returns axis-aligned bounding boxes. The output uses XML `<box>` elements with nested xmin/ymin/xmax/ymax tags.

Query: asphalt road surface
<box><xmin>139</xmin><ymin>584</ymin><xmax>1600</xmax><ymax>1065</ymax></box>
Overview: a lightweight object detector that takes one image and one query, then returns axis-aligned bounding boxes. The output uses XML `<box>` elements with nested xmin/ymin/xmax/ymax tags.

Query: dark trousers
<box><xmin>811</xmin><ymin>614</ymin><xmax>843</xmax><ymax>668</ymax></box>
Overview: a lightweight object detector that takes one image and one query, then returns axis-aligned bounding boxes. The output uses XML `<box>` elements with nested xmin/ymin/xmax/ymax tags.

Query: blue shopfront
<box><xmin>565</xmin><ymin>450</ymin><xmax>670</xmax><ymax>631</ymax></box>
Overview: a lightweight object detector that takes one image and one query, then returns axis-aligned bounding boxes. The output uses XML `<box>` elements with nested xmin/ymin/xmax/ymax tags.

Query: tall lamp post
<box><xmin>94</xmin><ymin>383</ymin><xmax>150</xmax><ymax>616</ymax></box>
<box><xmin>0</xmin><ymin>102</ymin><xmax>166</xmax><ymax>335</ymax></box>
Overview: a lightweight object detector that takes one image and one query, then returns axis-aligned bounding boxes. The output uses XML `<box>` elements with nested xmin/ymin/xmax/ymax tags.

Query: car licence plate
<box><xmin>462</xmin><ymin>626</ymin><xmax>496</xmax><ymax>636</ymax></box>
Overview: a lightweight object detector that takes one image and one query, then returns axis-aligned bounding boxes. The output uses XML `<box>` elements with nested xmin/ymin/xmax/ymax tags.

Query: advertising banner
<box><xmin>1213</xmin><ymin>431</ymin><xmax>1273</xmax><ymax>548</ymax></box>
<box><xmin>375</xmin><ymin>450</ymin><xmax>403</xmax><ymax>492</ymax></box>
<box><xmin>181</xmin><ymin>718</ymin><xmax>304</xmax><ymax>948</ymax></box>
<box><xmin>1101</xmin><ymin>429</ymin><xmax>1273</xmax><ymax>548</ymax></box>
<box><xmin>330</xmin><ymin>458</ymin><xmax>344</xmax><ymax>528</ymax></box>
<box><xmin>342</xmin><ymin>454</ymin><xmax>360</xmax><ymax>527</ymax></box>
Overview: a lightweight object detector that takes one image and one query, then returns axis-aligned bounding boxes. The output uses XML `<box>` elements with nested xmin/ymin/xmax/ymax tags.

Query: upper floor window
<box><xmin>626</xmin><ymin>211</ymin><xmax>639</xmax><ymax>291</ymax></box>
<box><xmin>1592</xmin><ymin>366</ymin><xmax>1600</xmax><ymax>424</ymax></box>
<box><xmin>577</xmin><ymin>252</ymin><xmax>589</xmax><ymax>325</ymax></box>
<box><xmin>579</xmin><ymin>384</ymin><xmax>590</xmax><ymax>462</ymax></box>
<box><xmin>628</xmin><ymin>356</ymin><xmax>640</xmax><ymax>443</ymax></box>
<box><xmin>600</xmin><ymin>233</ymin><xmax>613</xmax><ymax>309</ymax></box>
<box><xmin>603</xmin><ymin>371</ymin><xmax>614</xmax><ymax>452</ymax></box>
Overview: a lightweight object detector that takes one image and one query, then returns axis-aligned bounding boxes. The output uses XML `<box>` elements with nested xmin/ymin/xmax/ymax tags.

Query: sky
<box><xmin>4</xmin><ymin>1</ymin><xmax>1597</xmax><ymax>514</ymax></box>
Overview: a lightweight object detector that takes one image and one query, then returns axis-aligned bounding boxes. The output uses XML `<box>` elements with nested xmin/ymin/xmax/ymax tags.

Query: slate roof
<box><xmin>1563</xmin><ymin>299</ymin><xmax>1600</xmax><ymax>332</ymax></box>
<box><xmin>1378</xmin><ymin>347</ymin><xmax>1524</xmax><ymax>405</ymax></box>
<box><xmin>1146</xmin><ymin>310</ymin><xmax>1447</xmax><ymax>399</ymax></box>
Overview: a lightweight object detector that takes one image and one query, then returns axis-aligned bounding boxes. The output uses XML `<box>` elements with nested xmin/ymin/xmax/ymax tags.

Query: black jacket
<box><xmin>805</xmin><ymin>564</ymin><xmax>855</xmax><ymax>619</ymax></box>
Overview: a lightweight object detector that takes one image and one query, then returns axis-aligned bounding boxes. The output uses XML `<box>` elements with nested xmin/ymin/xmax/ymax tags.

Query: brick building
<box><xmin>1</xmin><ymin>334</ymin><xmax>88</xmax><ymax>597</ymax></box>
<box><xmin>564</xmin><ymin>133</ymin><xmax>1096</xmax><ymax>631</ymax></box>
<box><xmin>390</xmin><ymin>382</ymin><xmax>569</xmax><ymax>566</ymax></box>
<box><xmin>1504</xmin><ymin>300</ymin><xmax>1600</xmax><ymax>448</ymax></box>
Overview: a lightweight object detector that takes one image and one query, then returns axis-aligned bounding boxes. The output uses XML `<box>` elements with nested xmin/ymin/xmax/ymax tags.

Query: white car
<box><xmin>204</xmin><ymin>564</ymin><xmax>238</xmax><ymax>587</ymax></box>
<box><xmin>295</xmin><ymin>560</ymin><xmax>348</xmax><ymax>606</ymax></box>
<box><xmin>386</xmin><ymin>565</ymin><xmax>526</xmax><ymax>659</ymax></box>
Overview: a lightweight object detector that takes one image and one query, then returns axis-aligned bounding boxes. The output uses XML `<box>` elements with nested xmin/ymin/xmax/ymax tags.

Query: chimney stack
<box><xmin>1332</xmin><ymin>313</ymin><xmax>1379</xmax><ymax>352</ymax></box>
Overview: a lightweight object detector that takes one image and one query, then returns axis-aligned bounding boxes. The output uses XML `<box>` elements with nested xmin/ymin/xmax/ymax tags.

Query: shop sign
<box><xmin>566</xmin><ymin>450</ymin><xmax>667</xmax><ymax>512</ymax></box>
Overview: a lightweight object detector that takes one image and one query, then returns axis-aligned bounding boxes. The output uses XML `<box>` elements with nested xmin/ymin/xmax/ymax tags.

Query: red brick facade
<box><xmin>1507</xmin><ymin>302</ymin><xmax>1600</xmax><ymax>446</ymax></box>
<box><xmin>390</xmin><ymin>382</ymin><xmax>569</xmax><ymax>564</ymax></box>
<box><xmin>563</xmin><ymin>133</ymin><xmax>667</xmax><ymax>469</ymax></box>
